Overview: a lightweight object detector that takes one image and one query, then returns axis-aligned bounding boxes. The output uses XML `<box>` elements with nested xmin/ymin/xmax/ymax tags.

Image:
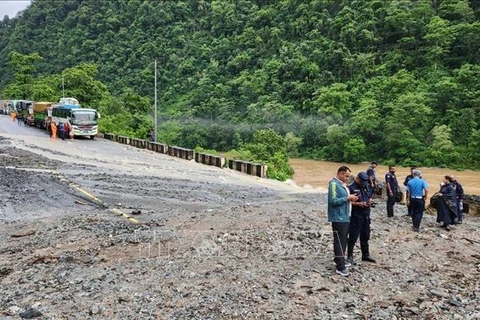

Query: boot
<box><xmin>361</xmin><ymin>242</ymin><xmax>369</xmax><ymax>260</ymax></box>
<box><xmin>387</xmin><ymin>206</ymin><xmax>394</xmax><ymax>217</ymax></box>
<box><xmin>347</xmin><ymin>241</ymin><xmax>354</xmax><ymax>260</ymax></box>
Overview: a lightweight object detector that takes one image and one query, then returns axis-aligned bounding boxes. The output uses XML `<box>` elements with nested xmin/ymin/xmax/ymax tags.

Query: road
<box><xmin>0</xmin><ymin>114</ymin><xmax>314</xmax><ymax>223</ymax></box>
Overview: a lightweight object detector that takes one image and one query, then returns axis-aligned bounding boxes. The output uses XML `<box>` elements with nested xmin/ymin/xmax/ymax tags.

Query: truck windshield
<box><xmin>72</xmin><ymin>111</ymin><xmax>98</xmax><ymax>125</ymax></box>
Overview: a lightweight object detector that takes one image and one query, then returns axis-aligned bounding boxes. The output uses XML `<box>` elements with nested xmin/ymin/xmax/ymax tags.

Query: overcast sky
<box><xmin>0</xmin><ymin>0</ymin><xmax>31</xmax><ymax>18</ymax></box>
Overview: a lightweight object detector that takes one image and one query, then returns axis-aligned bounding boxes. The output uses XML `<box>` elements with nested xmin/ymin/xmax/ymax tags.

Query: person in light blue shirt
<box><xmin>406</xmin><ymin>170</ymin><xmax>429</xmax><ymax>232</ymax></box>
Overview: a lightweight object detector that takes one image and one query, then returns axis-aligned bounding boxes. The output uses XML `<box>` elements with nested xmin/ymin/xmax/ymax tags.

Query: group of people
<box><xmin>327</xmin><ymin>166</ymin><xmax>376</xmax><ymax>277</ymax></box>
<box><xmin>50</xmin><ymin>121</ymin><xmax>71</xmax><ymax>140</ymax></box>
<box><xmin>9</xmin><ymin>111</ymin><xmax>71</xmax><ymax>141</ymax></box>
<box><xmin>10</xmin><ymin>111</ymin><xmax>23</xmax><ymax>125</ymax></box>
<box><xmin>328</xmin><ymin>164</ymin><xmax>465</xmax><ymax>277</ymax></box>
<box><xmin>431</xmin><ymin>175</ymin><xmax>464</xmax><ymax>230</ymax></box>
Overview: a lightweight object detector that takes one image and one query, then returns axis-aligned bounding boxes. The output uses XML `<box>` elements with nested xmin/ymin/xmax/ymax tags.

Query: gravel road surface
<box><xmin>1</xmin><ymin>115</ymin><xmax>479</xmax><ymax>319</ymax></box>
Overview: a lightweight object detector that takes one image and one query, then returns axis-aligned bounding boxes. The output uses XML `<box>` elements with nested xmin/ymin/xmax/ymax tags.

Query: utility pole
<box><xmin>62</xmin><ymin>75</ymin><xmax>65</xmax><ymax>98</ymax></box>
<box><xmin>154</xmin><ymin>59</ymin><xmax>157</xmax><ymax>141</ymax></box>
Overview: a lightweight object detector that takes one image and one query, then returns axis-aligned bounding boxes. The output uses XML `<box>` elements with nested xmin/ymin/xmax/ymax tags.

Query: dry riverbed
<box><xmin>1</xmin><ymin>135</ymin><xmax>480</xmax><ymax>319</ymax></box>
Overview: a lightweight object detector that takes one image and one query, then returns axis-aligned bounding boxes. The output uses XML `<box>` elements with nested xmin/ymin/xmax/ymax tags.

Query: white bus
<box><xmin>51</xmin><ymin>106</ymin><xmax>100</xmax><ymax>139</ymax></box>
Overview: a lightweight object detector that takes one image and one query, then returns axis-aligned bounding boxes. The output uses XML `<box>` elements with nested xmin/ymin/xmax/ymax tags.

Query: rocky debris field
<box><xmin>1</xmin><ymin>137</ymin><xmax>480</xmax><ymax>319</ymax></box>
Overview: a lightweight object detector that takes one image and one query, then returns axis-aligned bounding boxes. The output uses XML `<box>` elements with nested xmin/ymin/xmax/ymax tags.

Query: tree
<box><xmin>8</xmin><ymin>51</ymin><xmax>43</xmax><ymax>99</ymax></box>
<box><xmin>61</xmin><ymin>63</ymin><xmax>109</xmax><ymax>106</ymax></box>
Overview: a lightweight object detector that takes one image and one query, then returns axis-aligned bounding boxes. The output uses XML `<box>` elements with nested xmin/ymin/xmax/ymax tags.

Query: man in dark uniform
<box><xmin>347</xmin><ymin>172</ymin><xmax>376</xmax><ymax>265</ymax></box>
<box><xmin>385</xmin><ymin>165</ymin><xmax>398</xmax><ymax>217</ymax></box>
<box><xmin>366</xmin><ymin>161</ymin><xmax>378</xmax><ymax>193</ymax></box>
<box><xmin>403</xmin><ymin>167</ymin><xmax>417</xmax><ymax>216</ymax></box>
<box><xmin>451</xmin><ymin>175</ymin><xmax>465</xmax><ymax>224</ymax></box>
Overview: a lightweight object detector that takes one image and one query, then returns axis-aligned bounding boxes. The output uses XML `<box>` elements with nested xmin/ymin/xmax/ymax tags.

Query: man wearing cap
<box><xmin>347</xmin><ymin>172</ymin><xmax>376</xmax><ymax>265</ymax></box>
<box><xmin>406</xmin><ymin>170</ymin><xmax>429</xmax><ymax>232</ymax></box>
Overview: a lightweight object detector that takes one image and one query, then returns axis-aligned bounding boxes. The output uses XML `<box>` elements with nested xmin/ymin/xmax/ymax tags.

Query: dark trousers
<box><xmin>347</xmin><ymin>213</ymin><xmax>371</xmax><ymax>258</ymax></box>
<box><xmin>457</xmin><ymin>200</ymin><xmax>463</xmax><ymax>222</ymax></box>
<box><xmin>410</xmin><ymin>198</ymin><xmax>424</xmax><ymax>229</ymax></box>
<box><xmin>387</xmin><ymin>195</ymin><xmax>395</xmax><ymax>217</ymax></box>
<box><xmin>406</xmin><ymin>204</ymin><xmax>413</xmax><ymax>216</ymax></box>
<box><xmin>332</xmin><ymin>222</ymin><xmax>349</xmax><ymax>271</ymax></box>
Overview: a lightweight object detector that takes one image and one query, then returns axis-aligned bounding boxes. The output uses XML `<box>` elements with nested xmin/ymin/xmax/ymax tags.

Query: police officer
<box><xmin>450</xmin><ymin>175</ymin><xmax>464</xmax><ymax>224</ymax></box>
<box><xmin>403</xmin><ymin>167</ymin><xmax>417</xmax><ymax>216</ymax></box>
<box><xmin>347</xmin><ymin>172</ymin><xmax>376</xmax><ymax>265</ymax></box>
<box><xmin>385</xmin><ymin>165</ymin><xmax>398</xmax><ymax>217</ymax></box>
<box><xmin>406</xmin><ymin>170</ymin><xmax>428</xmax><ymax>232</ymax></box>
<box><xmin>367</xmin><ymin>161</ymin><xmax>378</xmax><ymax>192</ymax></box>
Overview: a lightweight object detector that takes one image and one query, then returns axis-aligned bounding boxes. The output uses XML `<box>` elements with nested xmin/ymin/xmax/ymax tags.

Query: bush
<box><xmin>235</xmin><ymin>129</ymin><xmax>294</xmax><ymax>181</ymax></box>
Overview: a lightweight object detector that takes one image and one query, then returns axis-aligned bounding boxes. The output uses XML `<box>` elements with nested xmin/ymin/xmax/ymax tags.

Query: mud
<box><xmin>0</xmin><ymin>133</ymin><xmax>480</xmax><ymax>319</ymax></box>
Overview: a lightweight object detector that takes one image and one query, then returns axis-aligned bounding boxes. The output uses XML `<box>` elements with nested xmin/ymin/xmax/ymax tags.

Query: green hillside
<box><xmin>1</xmin><ymin>0</ymin><xmax>480</xmax><ymax>176</ymax></box>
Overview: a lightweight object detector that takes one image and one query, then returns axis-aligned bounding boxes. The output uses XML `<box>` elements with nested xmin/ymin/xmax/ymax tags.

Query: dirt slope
<box><xmin>1</xmin><ymin>133</ymin><xmax>479</xmax><ymax>319</ymax></box>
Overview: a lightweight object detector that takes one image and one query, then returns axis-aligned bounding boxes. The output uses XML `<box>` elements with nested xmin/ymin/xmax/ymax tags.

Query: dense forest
<box><xmin>1</xmin><ymin>0</ymin><xmax>480</xmax><ymax>179</ymax></box>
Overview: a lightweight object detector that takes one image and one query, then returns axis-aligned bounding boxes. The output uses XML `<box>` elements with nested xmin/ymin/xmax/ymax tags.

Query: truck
<box><xmin>32</xmin><ymin>102</ymin><xmax>54</xmax><ymax>129</ymax></box>
<box><xmin>0</xmin><ymin>100</ymin><xmax>11</xmax><ymax>114</ymax></box>
<box><xmin>13</xmin><ymin>100</ymin><xmax>34</xmax><ymax>123</ymax></box>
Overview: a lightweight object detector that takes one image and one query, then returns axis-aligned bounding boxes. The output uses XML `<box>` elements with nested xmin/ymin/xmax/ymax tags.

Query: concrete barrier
<box><xmin>228</xmin><ymin>159</ymin><xmax>267</xmax><ymax>178</ymax></box>
<box><xmin>195</xmin><ymin>152</ymin><xmax>226</xmax><ymax>168</ymax></box>
<box><xmin>146</xmin><ymin>142</ymin><xmax>168</xmax><ymax>154</ymax></box>
<box><xmin>463</xmin><ymin>195</ymin><xmax>480</xmax><ymax>216</ymax></box>
<box><xmin>130</xmin><ymin>138</ymin><xmax>146</xmax><ymax>149</ymax></box>
<box><xmin>117</xmin><ymin>136</ymin><xmax>130</xmax><ymax>145</ymax></box>
<box><xmin>103</xmin><ymin>133</ymin><xmax>116</xmax><ymax>141</ymax></box>
<box><xmin>168</xmin><ymin>146</ymin><xmax>194</xmax><ymax>160</ymax></box>
<box><xmin>103</xmin><ymin>133</ymin><xmax>269</xmax><ymax>179</ymax></box>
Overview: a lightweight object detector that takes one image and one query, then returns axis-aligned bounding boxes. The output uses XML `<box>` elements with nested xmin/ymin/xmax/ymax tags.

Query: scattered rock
<box><xmin>0</xmin><ymin>266</ymin><xmax>14</xmax><ymax>277</ymax></box>
<box><xmin>19</xmin><ymin>308</ymin><xmax>42</xmax><ymax>319</ymax></box>
<box><xmin>5</xmin><ymin>306</ymin><xmax>21</xmax><ymax>316</ymax></box>
<box><xmin>430</xmin><ymin>289</ymin><xmax>450</xmax><ymax>299</ymax></box>
<box><xmin>11</xmin><ymin>229</ymin><xmax>36</xmax><ymax>238</ymax></box>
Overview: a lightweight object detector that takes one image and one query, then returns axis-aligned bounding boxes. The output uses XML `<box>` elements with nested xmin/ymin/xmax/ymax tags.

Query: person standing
<box><xmin>403</xmin><ymin>167</ymin><xmax>417</xmax><ymax>216</ymax></box>
<box><xmin>328</xmin><ymin>166</ymin><xmax>358</xmax><ymax>277</ymax></box>
<box><xmin>406</xmin><ymin>169</ymin><xmax>428</xmax><ymax>232</ymax></box>
<box><xmin>16</xmin><ymin>113</ymin><xmax>23</xmax><ymax>125</ymax></box>
<box><xmin>347</xmin><ymin>172</ymin><xmax>376</xmax><ymax>265</ymax></box>
<box><xmin>59</xmin><ymin>122</ymin><xmax>65</xmax><ymax>140</ymax></box>
<box><xmin>385</xmin><ymin>165</ymin><xmax>399</xmax><ymax>217</ymax></box>
<box><xmin>51</xmin><ymin>122</ymin><xmax>57</xmax><ymax>139</ymax></box>
<box><xmin>435</xmin><ymin>176</ymin><xmax>458</xmax><ymax>231</ymax></box>
<box><xmin>367</xmin><ymin>161</ymin><xmax>378</xmax><ymax>193</ymax></box>
<box><xmin>64</xmin><ymin>122</ymin><xmax>70</xmax><ymax>139</ymax></box>
<box><xmin>450</xmin><ymin>176</ymin><xmax>464</xmax><ymax>224</ymax></box>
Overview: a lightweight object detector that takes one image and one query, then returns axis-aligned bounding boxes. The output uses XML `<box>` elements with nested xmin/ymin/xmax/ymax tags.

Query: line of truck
<box><xmin>0</xmin><ymin>98</ymin><xmax>100</xmax><ymax>139</ymax></box>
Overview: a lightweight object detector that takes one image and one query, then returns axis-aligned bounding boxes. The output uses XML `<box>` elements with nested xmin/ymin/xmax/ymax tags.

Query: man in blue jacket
<box><xmin>328</xmin><ymin>166</ymin><xmax>358</xmax><ymax>277</ymax></box>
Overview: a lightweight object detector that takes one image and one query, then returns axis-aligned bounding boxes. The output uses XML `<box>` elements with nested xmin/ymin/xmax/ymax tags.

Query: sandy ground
<box><xmin>1</xmin><ymin>117</ymin><xmax>480</xmax><ymax>319</ymax></box>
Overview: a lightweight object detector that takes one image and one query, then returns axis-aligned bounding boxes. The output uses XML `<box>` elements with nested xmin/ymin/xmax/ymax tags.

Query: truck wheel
<box><xmin>90</xmin><ymin>135</ymin><xmax>95</xmax><ymax>140</ymax></box>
